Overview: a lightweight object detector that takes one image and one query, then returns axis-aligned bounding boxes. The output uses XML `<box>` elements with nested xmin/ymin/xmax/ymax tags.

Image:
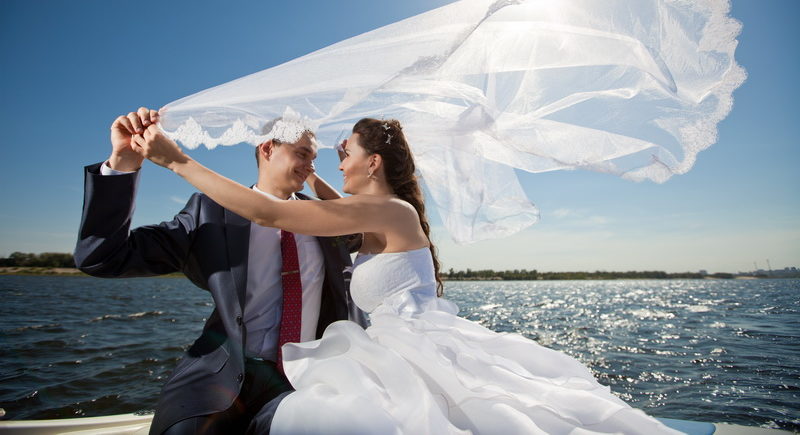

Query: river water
<box><xmin>1</xmin><ymin>276</ymin><xmax>798</xmax><ymax>430</ymax></box>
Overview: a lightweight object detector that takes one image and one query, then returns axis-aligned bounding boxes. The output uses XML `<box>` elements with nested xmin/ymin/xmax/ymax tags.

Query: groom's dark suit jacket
<box><xmin>74</xmin><ymin>162</ymin><xmax>367</xmax><ymax>435</ymax></box>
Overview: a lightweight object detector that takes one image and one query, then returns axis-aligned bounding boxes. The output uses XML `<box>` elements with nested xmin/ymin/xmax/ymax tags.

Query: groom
<box><xmin>74</xmin><ymin>107</ymin><xmax>366</xmax><ymax>434</ymax></box>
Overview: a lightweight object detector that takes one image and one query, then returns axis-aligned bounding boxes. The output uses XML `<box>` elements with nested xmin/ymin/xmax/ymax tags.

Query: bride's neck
<box><xmin>359</xmin><ymin>180</ymin><xmax>394</xmax><ymax>197</ymax></box>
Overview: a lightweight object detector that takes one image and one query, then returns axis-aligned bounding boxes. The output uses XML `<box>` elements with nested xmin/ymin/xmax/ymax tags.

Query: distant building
<box><xmin>740</xmin><ymin>266</ymin><xmax>800</xmax><ymax>278</ymax></box>
<box><xmin>772</xmin><ymin>267</ymin><xmax>800</xmax><ymax>278</ymax></box>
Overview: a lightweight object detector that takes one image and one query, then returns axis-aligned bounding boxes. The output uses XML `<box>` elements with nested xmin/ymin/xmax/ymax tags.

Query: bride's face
<box><xmin>339</xmin><ymin>134</ymin><xmax>371</xmax><ymax>194</ymax></box>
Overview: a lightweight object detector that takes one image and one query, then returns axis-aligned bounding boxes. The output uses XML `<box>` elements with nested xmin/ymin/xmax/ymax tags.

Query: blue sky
<box><xmin>1</xmin><ymin>0</ymin><xmax>797</xmax><ymax>273</ymax></box>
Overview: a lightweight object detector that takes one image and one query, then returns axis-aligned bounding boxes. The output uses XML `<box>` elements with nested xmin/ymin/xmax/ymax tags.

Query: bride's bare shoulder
<box><xmin>387</xmin><ymin>196</ymin><xmax>423</xmax><ymax>222</ymax></box>
<box><xmin>389</xmin><ymin>196</ymin><xmax>418</xmax><ymax>211</ymax></box>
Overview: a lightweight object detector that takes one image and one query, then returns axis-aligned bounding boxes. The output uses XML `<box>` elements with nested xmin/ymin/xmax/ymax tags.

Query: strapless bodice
<box><xmin>275</xmin><ymin>250</ymin><xmax>680</xmax><ymax>435</ymax></box>
<box><xmin>349</xmin><ymin>247</ymin><xmax>453</xmax><ymax>315</ymax></box>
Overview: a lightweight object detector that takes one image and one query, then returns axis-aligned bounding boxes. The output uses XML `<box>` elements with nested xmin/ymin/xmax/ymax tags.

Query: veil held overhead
<box><xmin>159</xmin><ymin>0</ymin><xmax>745</xmax><ymax>243</ymax></box>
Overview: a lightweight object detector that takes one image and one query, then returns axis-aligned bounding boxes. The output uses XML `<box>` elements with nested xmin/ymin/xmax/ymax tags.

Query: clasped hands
<box><xmin>109</xmin><ymin>106</ymin><xmax>188</xmax><ymax>172</ymax></box>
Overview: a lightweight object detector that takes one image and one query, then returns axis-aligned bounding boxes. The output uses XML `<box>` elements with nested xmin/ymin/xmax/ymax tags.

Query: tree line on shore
<box><xmin>0</xmin><ymin>252</ymin><xmax>739</xmax><ymax>279</ymax></box>
<box><xmin>443</xmin><ymin>268</ymin><xmax>735</xmax><ymax>280</ymax></box>
<box><xmin>0</xmin><ymin>252</ymin><xmax>75</xmax><ymax>268</ymax></box>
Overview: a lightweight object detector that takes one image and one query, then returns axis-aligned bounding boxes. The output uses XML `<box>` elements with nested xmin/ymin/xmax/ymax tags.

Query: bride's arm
<box><xmin>306</xmin><ymin>171</ymin><xmax>342</xmax><ymax>200</ymax></box>
<box><xmin>131</xmin><ymin>125</ymin><xmax>388</xmax><ymax>237</ymax></box>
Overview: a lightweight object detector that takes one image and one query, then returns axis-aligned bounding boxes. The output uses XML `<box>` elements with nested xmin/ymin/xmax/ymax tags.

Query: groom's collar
<box><xmin>252</xmin><ymin>185</ymin><xmax>297</xmax><ymax>201</ymax></box>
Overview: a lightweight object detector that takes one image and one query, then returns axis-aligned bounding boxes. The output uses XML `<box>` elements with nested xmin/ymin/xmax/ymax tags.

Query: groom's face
<box><xmin>262</xmin><ymin>135</ymin><xmax>317</xmax><ymax>194</ymax></box>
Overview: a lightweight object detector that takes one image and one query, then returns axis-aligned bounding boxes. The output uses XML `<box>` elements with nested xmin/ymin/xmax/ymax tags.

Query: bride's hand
<box><xmin>131</xmin><ymin>124</ymin><xmax>190</xmax><ymax>170</ymax></box>
<box><xmin>305</xmin><ymin>161</ymin><xmax>344</xmax><ymax>200</ymax></box>
<box><xmin>305</xmin><ymin>161</ymin><xmax>317</xmax><ymax>183</ymax></box>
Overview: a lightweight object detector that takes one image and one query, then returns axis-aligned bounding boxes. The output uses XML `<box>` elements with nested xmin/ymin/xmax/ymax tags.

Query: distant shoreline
<box><xmin>0</xmin><ymin>267</ymin><xmax>792</xmax><ymax>280</ymax></box>
<box><xmin>441</xmin><ymin>276</ymin><xmax>764</xmax><ymax>281</ymax></box>
<box><xmin>0</xmin><ymin>267</ymin><xmax>85</xmax><ymax>276</ymax></box>
<box><xmin>0</xmin><ymin>267</ymin><xmax>184</xmax><ymax>277</ymax></box>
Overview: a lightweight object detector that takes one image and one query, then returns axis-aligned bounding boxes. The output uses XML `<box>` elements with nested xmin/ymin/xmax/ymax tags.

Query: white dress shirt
<box><xmin>245</xmin><ymin>186</ymin><xmax>324</xmax><ymax>360</ymax></box>
<box><xmin>101</xmin><ymin>162</ymin><xmax>325</xmax><ymax>361</ymax></box>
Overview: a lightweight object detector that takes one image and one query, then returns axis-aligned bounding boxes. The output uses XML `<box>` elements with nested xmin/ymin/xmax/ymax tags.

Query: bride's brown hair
<box><xmin>353</xmin><ymin>118</ymin><xmax>444</xmax><ymax>297</ymax></box>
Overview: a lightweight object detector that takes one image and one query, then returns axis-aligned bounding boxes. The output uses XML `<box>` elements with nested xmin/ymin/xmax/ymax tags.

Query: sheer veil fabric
<box><xmin>159</xmin><ymin>0</ymin><xmax>744</xmax><ymax>243</ymax></box>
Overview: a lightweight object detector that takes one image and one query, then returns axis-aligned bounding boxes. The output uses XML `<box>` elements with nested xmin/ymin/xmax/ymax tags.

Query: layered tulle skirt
<box><xmin>271</xmin><ymin>291</ymin><xmax>679</xmax><ymax>434</ymax></box>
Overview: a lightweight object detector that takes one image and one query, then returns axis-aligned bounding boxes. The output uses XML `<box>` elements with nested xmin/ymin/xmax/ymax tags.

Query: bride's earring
<box><xmin>367</xmin><ymin>170</ymin><xmax>374</xmax><ymax>179</ymax></box>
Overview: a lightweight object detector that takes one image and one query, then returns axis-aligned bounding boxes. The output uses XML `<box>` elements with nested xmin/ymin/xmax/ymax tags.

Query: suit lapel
<box><xmin>224</xmin><ymin>208</ymin><xmax>250</xmax><ymax>312</ymax></box>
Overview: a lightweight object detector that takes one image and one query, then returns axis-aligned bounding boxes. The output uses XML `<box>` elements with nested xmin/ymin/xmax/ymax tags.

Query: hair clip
<box><xmin>385</xmin><ymin>134</ymin><xmax>393</xmax><ymax>144</ymax></box>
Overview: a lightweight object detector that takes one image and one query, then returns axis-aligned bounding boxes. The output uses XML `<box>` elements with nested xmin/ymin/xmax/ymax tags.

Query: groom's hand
<box><xmin>130</xmin><ymin>124</ymin><xmax>189</xmax><ymax>171</ymax></box>
<box><xmin>108</xmin><ymin>107</ymin><xmax>159</xmax><ymax>171</ymax></box>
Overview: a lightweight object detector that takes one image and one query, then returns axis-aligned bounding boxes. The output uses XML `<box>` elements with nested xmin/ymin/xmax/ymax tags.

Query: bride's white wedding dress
<box><xmin>271</xmin><ymin>248</ymin><xmax>679</xmax><ymax>434</ymax></box>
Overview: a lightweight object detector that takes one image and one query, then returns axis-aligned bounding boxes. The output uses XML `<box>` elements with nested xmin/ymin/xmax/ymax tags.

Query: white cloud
<box><xmin>585</xmin><ymin>215</ymin><xmax>610</xmax><ymax>226</ymax></box>
<box><xmin>551</xmin><ymin>208</ymin><xmax>574</xmax><ymax>218</ymax></box>
<box><xmin>543</xmin><ymin>208</ymin><xmax>611</xmax><ymax>228</ymax></box>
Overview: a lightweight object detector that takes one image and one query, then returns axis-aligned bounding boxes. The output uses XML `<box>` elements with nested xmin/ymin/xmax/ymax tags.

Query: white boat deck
<box><xmin>0</xmin><ymin>413</ymin><xmax>794</xmax><ymax>434</ymax></box>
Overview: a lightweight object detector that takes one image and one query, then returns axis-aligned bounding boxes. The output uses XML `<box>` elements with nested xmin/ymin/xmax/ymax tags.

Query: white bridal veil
<box><xmin>159</xmin><ymin>0</ymin><xmax>745</xmax><ymax>243</ymax></box>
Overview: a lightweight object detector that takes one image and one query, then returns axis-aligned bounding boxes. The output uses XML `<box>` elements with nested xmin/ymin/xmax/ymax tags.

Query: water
<box><xmin>1</xmin><ymin>276</ymin><xmax>798</xmax><ymax>430</ymax></box>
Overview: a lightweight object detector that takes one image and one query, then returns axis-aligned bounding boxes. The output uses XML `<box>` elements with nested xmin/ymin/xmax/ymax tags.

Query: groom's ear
<box><xmin>264</xmin><ymin>140</ymin><xmax>274</xmax><ymax>160</ymax></box>
<box><xmin>257</xmin><ymin>140</ymin><xmax>275</xmax><ymax>164</ymax></box>
<box><xmin>255</xmin><ymin>142</ymin><xmax>264</xmax><ymax>167</ymax></box>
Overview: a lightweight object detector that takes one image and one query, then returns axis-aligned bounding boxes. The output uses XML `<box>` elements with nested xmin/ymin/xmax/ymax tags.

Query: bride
<box><xmin>130</xmin><ymin>115</ymin><xmax>680</xmax><ymax>434</ymax></box>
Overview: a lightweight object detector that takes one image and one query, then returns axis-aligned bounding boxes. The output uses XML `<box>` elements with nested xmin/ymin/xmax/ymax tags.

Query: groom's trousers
<box><xmin>161</xmin><ymin>358</ymin><xmax>292</xmax><ymax>435</ymax></box>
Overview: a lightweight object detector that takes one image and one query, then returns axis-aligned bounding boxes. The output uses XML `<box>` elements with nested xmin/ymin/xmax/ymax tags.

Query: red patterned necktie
<box><xmin>277</xmin><ymin>230</ymin><xmax>302</xmax><ymax>372</ymax></box>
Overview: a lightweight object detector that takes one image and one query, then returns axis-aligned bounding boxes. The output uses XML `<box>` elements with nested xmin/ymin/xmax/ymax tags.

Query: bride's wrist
<box><xmin>168</xmin><ymin>154</ymin><xmax>194</xmax><ymax>175</ymax></box>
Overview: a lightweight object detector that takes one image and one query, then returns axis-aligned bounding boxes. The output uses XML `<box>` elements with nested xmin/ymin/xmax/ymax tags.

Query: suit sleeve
<box><xmin>73</xmin><ymin>162</ymin><xmax>200</xmax><ymax>279</ymax></box>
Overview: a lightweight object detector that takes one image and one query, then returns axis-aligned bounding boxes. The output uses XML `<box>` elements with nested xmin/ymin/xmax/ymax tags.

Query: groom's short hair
<box><xmin>255</xmin><ymin>117</ymin><xmax>316</xmax><ymax>167</ymax></box>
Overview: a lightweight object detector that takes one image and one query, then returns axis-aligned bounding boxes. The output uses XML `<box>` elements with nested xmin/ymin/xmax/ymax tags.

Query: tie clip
<box><xmin>281</xmin><ymin>270</ymin><xmax>300</xmax><ymax>276</ymax></box>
